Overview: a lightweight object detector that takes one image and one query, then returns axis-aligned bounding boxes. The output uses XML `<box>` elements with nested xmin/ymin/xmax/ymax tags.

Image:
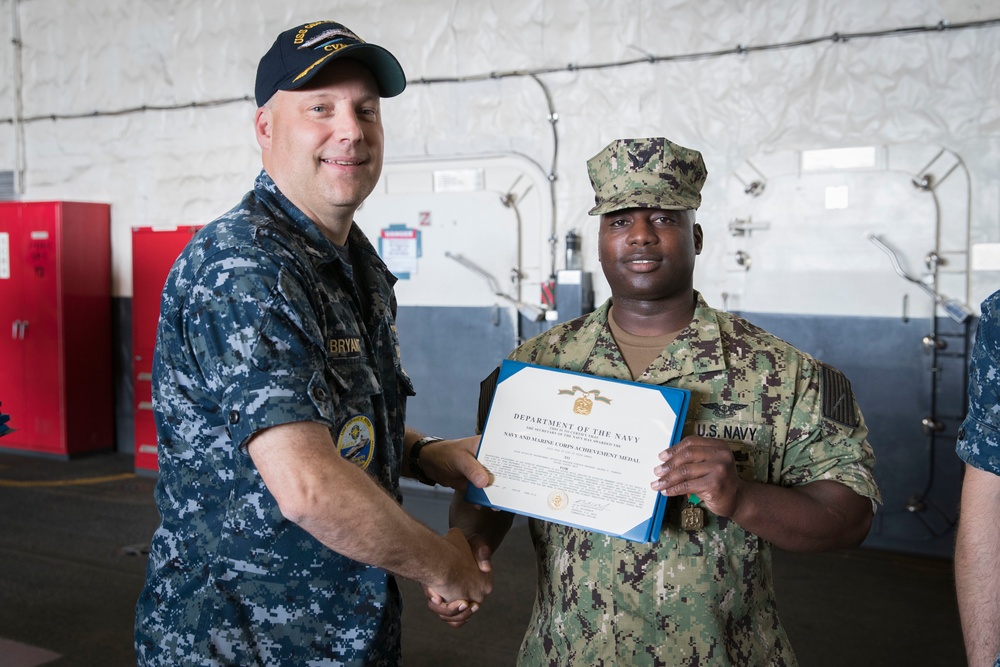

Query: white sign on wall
<box><xmin>0</xmin><ymin>233</ymin><xmax>9</xmax><ymax>280</ymax></box>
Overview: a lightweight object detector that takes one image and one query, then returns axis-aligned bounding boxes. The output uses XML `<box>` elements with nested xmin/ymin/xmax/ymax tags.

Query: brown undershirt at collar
<box><xmin>607</xmin><ymin>306</ymin><xmax>684</xmax><ymax>380</ymax></box>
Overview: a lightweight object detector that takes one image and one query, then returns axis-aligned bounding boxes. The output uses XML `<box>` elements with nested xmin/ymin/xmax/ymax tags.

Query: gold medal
<box><xmin>681</xmin><ymin>493</ymin><xmax>704</xmax><ymax>530</ymax></box>
<box><xmin>681</xmin><ymin>505</ymin><xmax>704</xmax><ymax>531</ymax></box>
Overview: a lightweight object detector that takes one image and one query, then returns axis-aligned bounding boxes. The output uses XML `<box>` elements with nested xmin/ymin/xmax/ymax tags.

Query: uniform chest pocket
<box><xmin>327</xmin><ymin>358</ymin><xmax>382</xmax><ymax>409</ymax></box>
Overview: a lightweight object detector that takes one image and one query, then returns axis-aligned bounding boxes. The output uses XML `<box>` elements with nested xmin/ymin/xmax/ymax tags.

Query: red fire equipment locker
<box><xmin>131</xmin><ymin>226</ymin><xmax>202</xmax><ymax>472</ymax></box>
<box><xmin>0</xmin><ymin>201</ymin><xmax>113</xmax><ymax>457</ymax></box>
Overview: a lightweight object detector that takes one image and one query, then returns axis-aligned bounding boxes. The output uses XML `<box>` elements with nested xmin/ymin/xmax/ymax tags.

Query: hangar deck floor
<box><xmin>0</xmin><ymin>450</ymin><xmax>964</xmax><ymax>667</ymax></box>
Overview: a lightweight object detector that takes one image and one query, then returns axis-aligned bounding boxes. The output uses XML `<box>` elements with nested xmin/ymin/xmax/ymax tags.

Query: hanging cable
<box><xmin>528</xmin><ymin>74</ymin><xmax>560</xmax><ymax>279</ymax></box>
<box><xmin>1</xmin><ymin>17</ymin><xmax>998</xmax><ymax>126</ymax></box>
<box><xmin>10</xmin><ymin>0</ymin><xmax>25</xmax><ymax>194</ymax></box>
<box><xmin>0</xmin><ymin>96</ymin><xmax>255</xmax><ymax>124</ymax></box>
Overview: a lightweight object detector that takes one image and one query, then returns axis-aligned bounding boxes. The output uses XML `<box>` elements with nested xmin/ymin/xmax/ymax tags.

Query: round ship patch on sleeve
<box><xmin>337</xmin><ymin>415</ymin><xmax>375</xmax><ymax>469</ymax></box>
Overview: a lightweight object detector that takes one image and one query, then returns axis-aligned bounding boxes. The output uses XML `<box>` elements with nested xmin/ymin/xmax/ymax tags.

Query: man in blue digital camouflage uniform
<box><xmin>134</xmin><ymin>21</ymin><xmax>492</xmax><ymax>666</ymax></box>
<box><xmin>439</xmin><ymin>137</ymin><xmax>881</xmax><ymax>665</ymax></box>
<box><xmin>955</xmin><ymin>289</ymin><xmax>1000</xmax><ymax>667</ymax></box>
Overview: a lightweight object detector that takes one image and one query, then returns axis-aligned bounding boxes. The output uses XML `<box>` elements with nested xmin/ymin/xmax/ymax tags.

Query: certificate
<box><xmin>465</xmin><ymin>360</ymin><xmax>690</xmax><ymax>543</ymax></box>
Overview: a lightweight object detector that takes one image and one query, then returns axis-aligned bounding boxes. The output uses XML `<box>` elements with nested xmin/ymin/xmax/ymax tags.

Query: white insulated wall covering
<box><xmin>0</xmin><ymin>0</ymin><xmax>997</xmax><ymax>314</ymax></box>
<box><xmin>355</xmin><ymin>155</ymin><xmax>551</xmax><ymax>310</ymax></box>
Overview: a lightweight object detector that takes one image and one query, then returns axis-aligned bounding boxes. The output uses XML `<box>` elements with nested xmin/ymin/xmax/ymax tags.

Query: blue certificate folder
<box><xmin>465</xmin><ymin>360</ymin><xmax>690</xmax><ymax>543</ymax></box>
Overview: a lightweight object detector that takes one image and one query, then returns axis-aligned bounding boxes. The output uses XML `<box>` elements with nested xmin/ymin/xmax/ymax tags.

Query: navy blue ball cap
<box><xmin>255</xmin><ymin>20</ymin><xmax>406</xmax><ymax>107</ymax></box>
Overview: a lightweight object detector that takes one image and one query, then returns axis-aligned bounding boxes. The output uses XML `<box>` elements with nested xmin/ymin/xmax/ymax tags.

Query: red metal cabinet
<box><xmin>131</xmin><ymin>226</ymin><xmax>201</xmax><ymax>472</ymax></box>
<box><xmin>0</xmin><ymin>201</ymin><xmax>113</xmax><ymax>457</ymax></box>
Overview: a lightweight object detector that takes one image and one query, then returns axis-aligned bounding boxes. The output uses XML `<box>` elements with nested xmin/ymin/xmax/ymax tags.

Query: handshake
<box><xmin>421</xmin><ymin>527</ymin><xmax>496</xmax><ymax>628</ymax></box>
<box><xmin>410</xmin><ymin>435</ymin><xmax>514</xmax><ymax>629</ymax></box>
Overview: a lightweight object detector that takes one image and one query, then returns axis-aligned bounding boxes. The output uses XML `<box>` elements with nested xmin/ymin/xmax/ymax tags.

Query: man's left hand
<box><xmin>419</xmin><ymin>436</ymin><xmax>491</xmax><ymax>490</ymax></box>
<box><xmin>651</xmin><ymin>435</ymin><xmax>743</xmax><ymax>518</ymax></box>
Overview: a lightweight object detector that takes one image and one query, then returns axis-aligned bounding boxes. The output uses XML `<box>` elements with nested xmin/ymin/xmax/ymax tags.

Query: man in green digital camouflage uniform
<box><xmin>439</xmin><ymin>137</ymin><xmax>880</xmax><ymax>665</ymax></box>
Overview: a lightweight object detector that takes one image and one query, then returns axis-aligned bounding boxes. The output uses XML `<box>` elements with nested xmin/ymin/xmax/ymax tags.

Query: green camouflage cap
<box><xmin>586</xmin><ymin>137</ymin><xmax>708</xmax><ymax>215</ymax></box>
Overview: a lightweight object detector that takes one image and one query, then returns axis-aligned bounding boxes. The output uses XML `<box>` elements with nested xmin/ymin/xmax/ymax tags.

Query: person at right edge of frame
<box><xmin>955</xmin><ymin>288</ymin><xmax>1000</xmax><ymax>667</ymax></box>
<box><xmin>434</xmin><ymin>137</ymin><xmax>882</xmax><ymax>666</ymax></box>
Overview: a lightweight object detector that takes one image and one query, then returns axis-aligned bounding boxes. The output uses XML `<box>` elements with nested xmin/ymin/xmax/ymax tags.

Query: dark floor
<box><xmin>0</xmin><ymin>450</ymin><xmax>966</xmax><ymax>667</ymax></box>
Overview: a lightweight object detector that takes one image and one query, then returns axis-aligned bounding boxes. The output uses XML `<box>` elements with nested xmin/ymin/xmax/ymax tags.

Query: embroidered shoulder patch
<box><xmin>337</xmin><ymin>415</ymin><xmax>375</xmax><ymax>469</ymax></box>
<box><xmin>821</xmin><ymin>364</ymin><xmax>859</xmax><ymax>428</ymax></box>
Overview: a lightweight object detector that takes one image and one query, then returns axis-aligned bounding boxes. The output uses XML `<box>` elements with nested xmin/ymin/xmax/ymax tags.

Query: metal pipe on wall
<box><xmin>10</xmin><ymin>0</ymin><xmax>25</xmax><ymax>195</ymax></box>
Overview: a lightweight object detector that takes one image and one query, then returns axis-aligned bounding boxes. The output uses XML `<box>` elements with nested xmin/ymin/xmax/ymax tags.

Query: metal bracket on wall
<box><xmin>733</xmin><ymin>250</ymin><xmax>752</xmax><ymax>271</ymax></box>
<box><xmin>911</xmin><ymin>148</ymin><xmax>962</xmax><ymax>192</ymax></box>
<box><xmin>728</xmin><ymin>217</ymin><xmax>771</xmax><ymax>237</ymax></box>
<box><xmin>866</xmin><ymin>233</ymin><xmax>971</xmax><ymax>323</ymax></box>
<box><xmin>733</xmin><ymin>159</ymin><xmax>768</xmax><ymax>197</ymax></box>
<box><xmin>444</xmin><ymin>251</ymin><xmax>546</xmax><ymax>322</ymax></box>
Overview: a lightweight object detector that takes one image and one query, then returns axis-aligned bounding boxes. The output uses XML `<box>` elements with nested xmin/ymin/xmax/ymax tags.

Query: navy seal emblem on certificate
<box><xmin>466</xmin><ymin>360</ymin><xmax>690</xmax><ymax>543</ymax></box>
